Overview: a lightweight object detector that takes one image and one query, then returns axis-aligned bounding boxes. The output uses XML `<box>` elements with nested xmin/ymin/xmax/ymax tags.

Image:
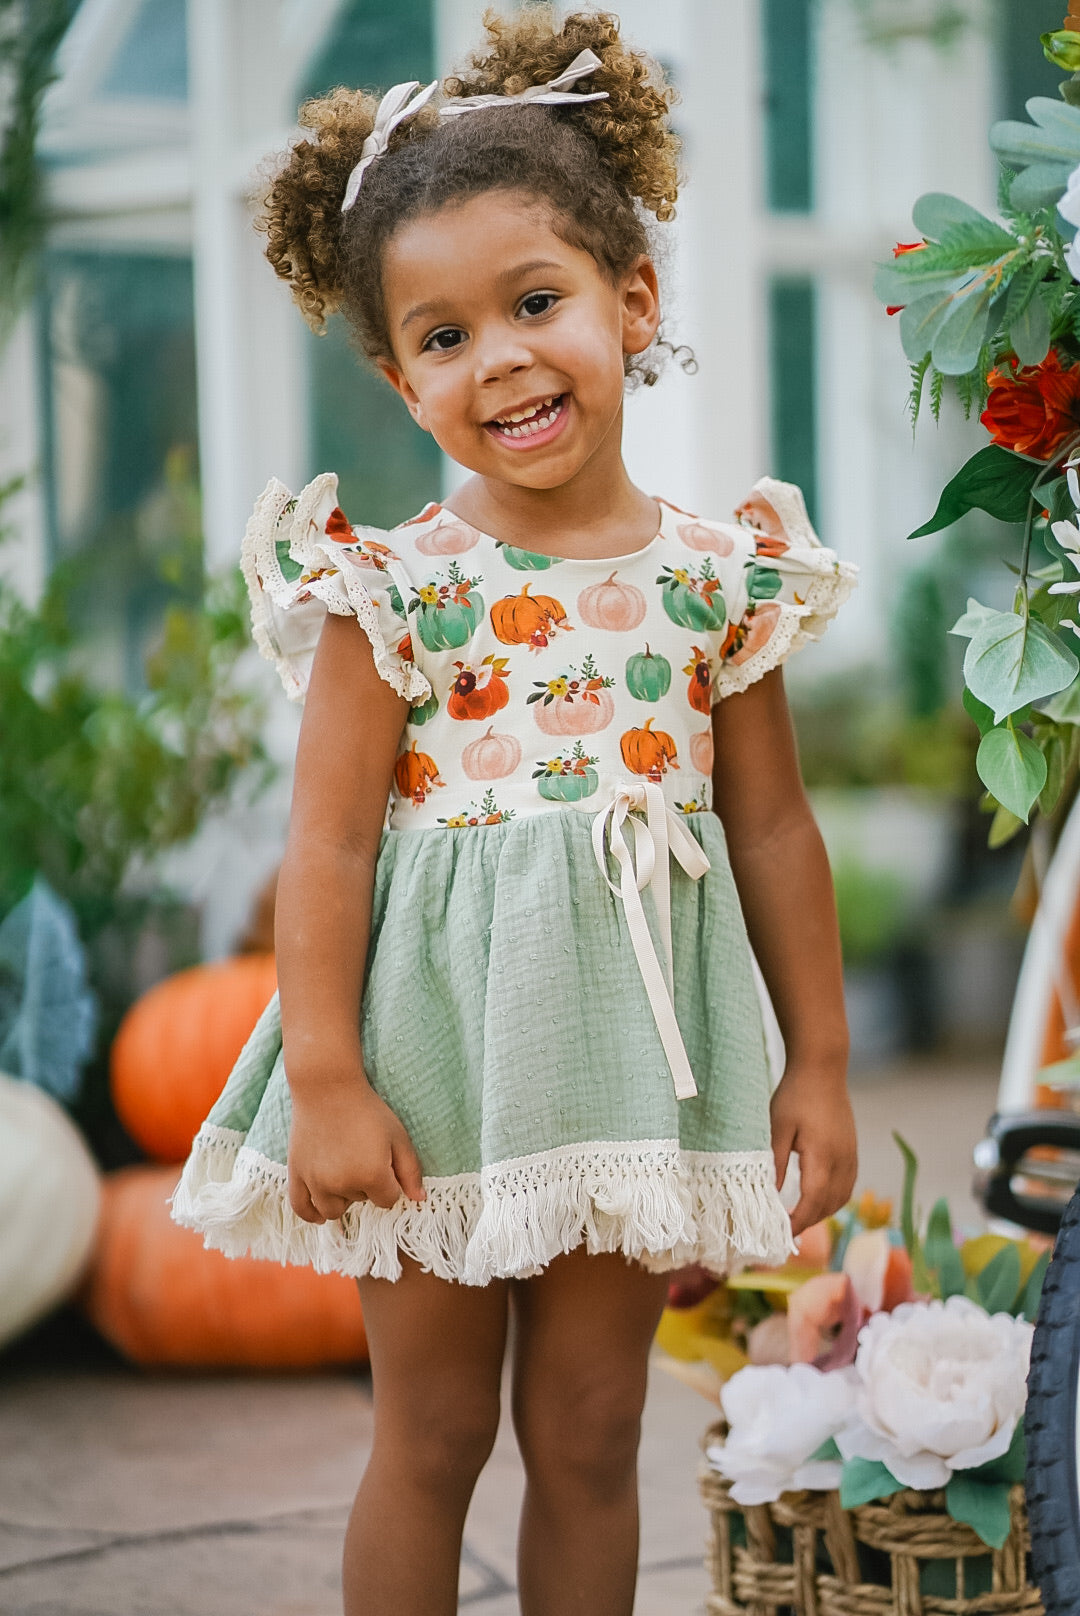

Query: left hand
<box><xmin>770</xmin><ymin>1064</ymin><xmax>858</xmax><ymax>1237</ymax></box>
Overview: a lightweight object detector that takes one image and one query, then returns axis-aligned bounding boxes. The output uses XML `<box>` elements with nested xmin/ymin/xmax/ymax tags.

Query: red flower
<box><xmin>981</xmin><ymin>350</ymin><xmax>1080</xmax><ymax>460</ymax></box>
<box><xmin>886</xmin><ymin>240</ymin><xmax>928</xmax><ymax>316</ymax></box>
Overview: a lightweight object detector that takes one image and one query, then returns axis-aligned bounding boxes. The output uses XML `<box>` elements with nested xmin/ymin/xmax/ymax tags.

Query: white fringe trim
<box><xmin>240</xmin><ymin>473</ymin><xmax>432</xmax><ymax>706</ymax></box>
<box><xmin>169</xmin><ymin>1126</ymin><xmax>795</xmax><ymax>1287</ymax></box>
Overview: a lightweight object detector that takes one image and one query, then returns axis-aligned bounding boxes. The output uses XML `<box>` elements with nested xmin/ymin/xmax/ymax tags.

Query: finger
<box><xmin>289</xmin><ymin>1175</ymin><xmax>326</xmax><ymax>1225</ymax></box>
<box><xmin>391</xmin><ymin>1131</ymin><xmax>427</xmax><ymax>1203</ymax></box>
<box><xmin>365</xmin><ymin>1163</ymin><xmax>406</xmax><ymax>1211</ymax></box>
<box><xmin>770</xmin><ymin>1117</ymin><xmax>795</xmax><ymax>1199</ymax></box>
<box><xmin>788</xmin><ymin>1156</ymin><xmax>840</xmax><ymax>1237</ymax></box>
<box><xmin>311</xmin><ymin>1190</ymin><xmax>351</xmax><ymax>1222</ymax></box>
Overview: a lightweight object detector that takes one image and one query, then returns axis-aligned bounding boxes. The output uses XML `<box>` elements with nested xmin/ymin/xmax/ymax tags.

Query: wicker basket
<box><xmin>699</xmin><ymin>1421</ymin><xmax>1043</xmax><ymax>1616</ymax></box>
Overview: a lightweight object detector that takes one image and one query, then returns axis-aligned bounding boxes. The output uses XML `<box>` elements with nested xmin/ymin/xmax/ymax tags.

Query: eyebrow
<box><xmin>399</xmin><ymin>260</ymin><xmax>564</xmax><ymax>331</ymax></box>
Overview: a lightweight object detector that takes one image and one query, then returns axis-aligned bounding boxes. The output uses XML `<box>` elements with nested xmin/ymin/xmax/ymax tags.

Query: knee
<box><xmin>515</xmin><ymin>1371</ymin><xmax>647</xmax><ymax>1501</ymax></box>
<box><xmin>377</xmin><ymin>1385</ymin><xmax>501</xmax><ymax>1494</ymax></box>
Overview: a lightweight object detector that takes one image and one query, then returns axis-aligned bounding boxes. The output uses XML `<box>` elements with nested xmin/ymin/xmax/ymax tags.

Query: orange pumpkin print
<box><xmin>396</xmin><ymin>630</ymin><xmax>416</xmax><ymax>662</ymax></box>
<box><xmin>447</xmin><ymin>655</ymin><xmax>511</xmax><ymax>721</ymax></box>
<box><xmin>620</xmin><ymin>717</ymin><xmax>679</xmax><ymax>781</ymax></box>
<box><xmin>490</xmin><ymin>583</ymin><xmax>571</xmax><ymax>652</ymax></box>
<box><xmin>394</xmin><ymin>741</ymin><xmax>445</xmax><ymax>806</ymax></box>
<box><xmin>324</xmin><ymin>505</ymin><xmax>355</xmax><ymax>542</ymax></box>
<box><xmin>683</xmin><ymin>645</ymin><xmax>713</xmax><ymax>715</ymax></box>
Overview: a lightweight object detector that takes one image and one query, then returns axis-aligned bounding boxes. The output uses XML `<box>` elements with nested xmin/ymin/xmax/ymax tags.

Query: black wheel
<box><xmin>1027</xmin><ymin>1183</ymin><xmax>1080</xmax><ymax>1614</ymax></box>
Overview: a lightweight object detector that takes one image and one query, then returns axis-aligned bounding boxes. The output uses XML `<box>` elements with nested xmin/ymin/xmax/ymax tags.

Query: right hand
<box><xmin>287</xmin><ymin>1076</ymin><xmax>426</xmax><ymax>1222</ymax></box>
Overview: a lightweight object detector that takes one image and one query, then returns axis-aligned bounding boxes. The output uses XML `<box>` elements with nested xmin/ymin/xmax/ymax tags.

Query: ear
<box><xmin>621</xmin><ymin>257</ymin><xmax>662</xmax><ymax>358</ymax></box>
<box><xmin>377</xmin><ymin>359</ymin><xmax>428</xmax><ymax>430</ymax></box>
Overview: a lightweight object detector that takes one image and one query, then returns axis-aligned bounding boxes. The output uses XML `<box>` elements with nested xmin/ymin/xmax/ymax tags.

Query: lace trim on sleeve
<box><xmin>713</xmin><ymin>557</ymin><xmax>858</xmax><ymax>700</ymax></box>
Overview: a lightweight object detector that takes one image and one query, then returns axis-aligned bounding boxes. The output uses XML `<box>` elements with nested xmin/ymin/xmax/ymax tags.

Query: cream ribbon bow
<box><xmin>341</xmin><ymin>79</ymin><xmax>439</xmax><ymax>212</ymax></box>
<box><xmin>341</xmin><ymin>49</ymin><xmax>609</xmax><ymax>211</ymax></box>
<box><xmin>438</xmin><ymin>47</ymin><xmax>609</xmax><ymax>117</ymax></box>
<box><xmin>587</xmin><ymin>782</ymin><xmax>711</xmax><ymax>1101</ymax></box>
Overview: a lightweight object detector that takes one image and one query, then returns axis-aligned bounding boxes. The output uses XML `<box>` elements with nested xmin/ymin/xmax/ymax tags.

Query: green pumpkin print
<box><xmin>275</xmin><ymin>537</ymin><xmax>302</xmax><ymax>583</ymax></box>
<box><xmin>746</xmin><ymin>563</ymin><xmax>783</xmax><ymax>601</ymax></box>
<box><xmin>408</xmin><ymin>559</ymin><xmax>484</xmax><ymax>652</ymax></box>
<box><xmin>533</xmin><ymin>741</ymin><xmax>600</xmax><ymax>802</ymax></box>
<box><xmin>409</xmin><ymin>690</ymin><xmax>439</xmax><ymax>725</ymax></box>
<box><xmin>625</xmin><ymin>644</ymin><xmax>672</xmax><ymax>702</ymax></box>
<box><xmin>657</xmin><ymin>559</ymin><xmax>726</xmax><ymax>632</ymax></box>
<box><xmin>496</xmin><ymin>541</ymin><xmax>562</xmax><ymax>571</ymax></box>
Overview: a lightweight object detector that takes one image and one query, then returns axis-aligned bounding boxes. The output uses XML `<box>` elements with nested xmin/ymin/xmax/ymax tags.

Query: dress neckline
<box><xmin>434</xmin><ymin>497</ymin><xmax>673</xmax><ymax>565</ymax></box>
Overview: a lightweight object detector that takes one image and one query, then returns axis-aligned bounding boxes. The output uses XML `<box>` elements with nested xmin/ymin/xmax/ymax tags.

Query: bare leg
<box><xmin>510</xmin><ymin>1249</ymin><xmax>671</xmax><ymax>1616</ymax></box>
<box><xmin>343</xmin><ymin>1259</ymin><xmax>509</xmax><ymax>1616</ymax></box>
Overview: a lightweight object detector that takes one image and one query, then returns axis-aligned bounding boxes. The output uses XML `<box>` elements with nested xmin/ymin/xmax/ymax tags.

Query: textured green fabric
<box><xmin>203</xmin><ymin>808</ymin><xmax>772</xmax><ymax>1177</ymax></box>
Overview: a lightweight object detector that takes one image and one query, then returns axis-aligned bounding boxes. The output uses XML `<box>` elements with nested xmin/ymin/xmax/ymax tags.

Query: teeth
<box><xmin>496</xmin><ymin>395</ymin><xmax>557</xmax><ymax>426</ymax></box>
<box><xmin>494</xmin><ymin>397</ymin><xmax>562</xmax><ymax>438</ymax></box>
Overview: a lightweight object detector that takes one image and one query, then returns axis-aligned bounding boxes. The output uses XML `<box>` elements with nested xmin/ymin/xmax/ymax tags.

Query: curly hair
<box><xmin>254</xmin><ymin>8</ymin><xmax>682</xmax><ymax>381</ymax></box>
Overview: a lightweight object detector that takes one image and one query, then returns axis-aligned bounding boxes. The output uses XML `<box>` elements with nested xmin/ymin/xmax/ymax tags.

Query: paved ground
<box><xmin>0</xmin><ymin>1054</ymin><xmax>1002</xmax><ymax>1616</ymax></box>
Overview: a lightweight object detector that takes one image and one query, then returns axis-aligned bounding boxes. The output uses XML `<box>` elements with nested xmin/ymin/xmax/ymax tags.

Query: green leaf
<box><xmin>988</xmin><ymin>804</ymin><xmax>1026</xmax><ymax>847</ymax></box>
<box><xmin>976</xmin><ymin>1243</ymin><xmax>1023</xmax><ymax>1313</ymax></box>
<box><xmin>1042</xmin><ymin>674</ymin><xmax>1080</xmax><ymax>721</ymax></box>
<box><xmin>894</xmin><ymin>1130</ymin><xmax>918</xmax><ymax>1255</ymax></box>
<box><xmin>952</xmin><ymin>598</ymin><xmax>1000</xmax><ymax>641</ymax></box>
<box><xmin>1039</xmin><ymin>730</ymin><xmax>1067</xmax><ymax>814</ymax></box>
<box><xmin>945</xmin><ymin>1474</ymin><xmax>1013</xmax><ymax>1549</ymax></box>
<box><xmin>874</xmin><ymin>263</ymin><xmax>972</xmax><ymax>306</ymax></box>
<box><xmin>976</xmin><ymin>725</ymin><xmax>1047</xmax><ymax>822</ymax></box>
<box><xmin>990</xmin><ymin>99</ymin><xmax>1080</xmax><ymax>167</ymax></box>
<box><xmin>932</xmin><ymin>284</ymin><xmax>995</xmax><ymax>374</ymax></box>
<box><xmin>1012</xmin><ymin>162</ymin><xmax>1074</xmax><ymax>211</ymax></box>
<box><xmin>900</xmin><ymin>287</ymin><xmax>968</xmax><ymax>363</ymax></box>
<box><xmin>809</xmin><ymin>1436</ymin><xmax>842</xmax><ymax>1463</ymax></box>
<box><xmin>1005</xmin><ymin>258</ymin><xmax>1055</xmax><ymax>326</ymax></box>
<box><xmin>912</xmin><ymin>192</ymin><xmax>999</xmax><ymax>241</ymax></box>
<box><xmin>971</xmin><ymin>1420</ymin><xmax>1027</xmax><ymax>1486</ymax></box>
<box><xmin>962</xmin><ymin>686</ymin><xmax>996</xmax><ymax>735</ymax></box>
<box><xmin>1023</xmin><ymin>1251</ymin><xmax>1051</xmax><ymax>1323</ymax></box>
<box><xmin>924</xmin><ymin>1197</ymin><xmax>966</xmax><ymax>1300</ymax></box>
<box><xmin>909</xmin><ymin>447</ymin><xmax>1038</xmax><ymax>539</ymax></box>
<box><xmin>964</xmin><ymin>612</ymin><xmax>1079</xmax><ymax>722</ymax></box>
<box><xmin>840</xmin><ymin>1458</ymin><xmax>906</xmax><ymax>1510</ymax></box>
<box><xmin>1010</xmin><ymin>292</ymin><xmax>1052</xmax><ymax>366</ymax></box>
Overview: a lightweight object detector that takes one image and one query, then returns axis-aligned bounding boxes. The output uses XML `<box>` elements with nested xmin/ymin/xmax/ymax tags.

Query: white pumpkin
<box><xmin>0</xmin><ymin>1072</ymin><xmax>101</xmax><ymax>1347</ymax></box>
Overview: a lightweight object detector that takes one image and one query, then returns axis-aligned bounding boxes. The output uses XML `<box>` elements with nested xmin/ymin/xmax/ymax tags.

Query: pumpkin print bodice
<box><xmin>244</xmin><ymin>473</ymin><xmax>857</xmax><ymax>832</ymax></box>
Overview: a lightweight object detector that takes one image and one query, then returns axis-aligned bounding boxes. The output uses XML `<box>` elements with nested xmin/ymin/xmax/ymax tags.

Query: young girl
<box><xmin>173</xmin><ymin>10</ymin><xmax>858</xmax><ymax>1614</ymax></box>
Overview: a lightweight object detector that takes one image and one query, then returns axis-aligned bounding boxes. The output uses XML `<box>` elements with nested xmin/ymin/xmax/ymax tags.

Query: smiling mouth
<box><xmin>486</xmin><ymin>394</ymin><xmax>567</xmax><ymax>441</ymax></box>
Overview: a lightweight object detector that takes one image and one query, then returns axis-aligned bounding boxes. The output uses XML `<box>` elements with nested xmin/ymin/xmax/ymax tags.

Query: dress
<box><xmin>170</xmin><ymin>472</ymin><xmax>857</xmax><ymax>1285</ymax></box>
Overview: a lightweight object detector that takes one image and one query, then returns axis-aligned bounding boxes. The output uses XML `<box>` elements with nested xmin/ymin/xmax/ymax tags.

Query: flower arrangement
<box><xmin>659</xmin><ymin>1139</ymin><xmax>1048</xmax><ymax>1549</ymax></box>
<box><xmin>875</xmin><ymin>20</ymin><xmax>1080</xmax><ymax>842</ymax></box>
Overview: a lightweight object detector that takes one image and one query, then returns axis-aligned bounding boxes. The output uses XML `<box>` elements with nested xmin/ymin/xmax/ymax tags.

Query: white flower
<box><xmin>1050</xmin><ymin>517</ymin><xmax>1080</xmax><ymax>596</ymax></box>
<box><xmin>836</xmin><ymin>1296</ymin><xmax>1033</xmax><ymax>1490</ymax></box>
<box><xmin>708</xmin><ymin>1363</ymin><xmax>858</xmax><ymax>1505</ymax></box>
<box><xmin>1059</xmin><ymin>164</ymin><xmax>1080</xmax><ymax>280</ymax></box>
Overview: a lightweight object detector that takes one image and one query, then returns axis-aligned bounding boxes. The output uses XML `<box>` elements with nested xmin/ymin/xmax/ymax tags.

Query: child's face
<box><xmin>377</xmin><ymin>192</ymin><xmax>660</xmax><ymax>490</ymax></box>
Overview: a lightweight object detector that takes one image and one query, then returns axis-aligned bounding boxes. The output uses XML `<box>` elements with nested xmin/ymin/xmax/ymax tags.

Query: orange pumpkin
<box><xmin>490</xmin><ymin>583</ymin><xmax>569</xmax><ymax>648</ymax></box>
<box><xmin>110</xmin><ymin>956</ymin><xmax>278</xmax><ymax>1162</ymax></box>
<box><xmin>683</xmin><ymin>646</ymin><xmax>713</xmax><ymax>715</ymax></box>
<box><xmin>620</xmin><ymin>717</ymin><xmax>679</xmax><ymax>778</ymax></box>
<box><xmin>577</xmin><ymin>571</ymin><xmax>647</xmax><ymax>632</ymax></box>
<box><xmin>677</xmin><ymin>521</ymin><xmax>735</xmax><ymax>557</ymax></box>
<box><xmin>730</xmin><ymin>601</ymin><xmax>782</xmax><ymax>665</ymax></box>
<box><xmin>447</xmin><ymin>657</ymin><xmax>511</xmax><ymax>721</ymax></box>
<box><xmin>80</xmin><ymin>1165</ymin><xmax>368</xmax><ymax>1368</ymax></box>
<box><xmin>323</xmin><ymin>505</ymin><xmax>355</xmax><ymax>542</ymax></box>
<box><xmin>688</xmin><ymin>729</ymin><xmax>714</xmax><ymax>774</ymax></box>
<box><xmin>461</xmin><ymin>725</ymin><xmax>522</xmax><ymax>780</ymax></box>
<box><xmin>394</xmin><ymin>740</ymin><xmax>444</xmax><ymax>803</ymax></box>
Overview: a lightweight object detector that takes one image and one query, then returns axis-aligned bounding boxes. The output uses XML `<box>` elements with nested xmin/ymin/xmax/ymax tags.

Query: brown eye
<box><xmin>424</xmin><ymin>327</ymin><xmax>465</xmax><ymax>352</ymax></box>
<box><xmin>520</xmin><ymin>292</ymin><xmax>557</xmax><ymax>318</ymax></box>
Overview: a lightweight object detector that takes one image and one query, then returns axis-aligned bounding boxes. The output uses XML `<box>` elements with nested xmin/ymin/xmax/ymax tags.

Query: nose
<box><xmin>472</xmin><ymin>318</ymin><xmax>532</xmax><ymax>388</ymax></box>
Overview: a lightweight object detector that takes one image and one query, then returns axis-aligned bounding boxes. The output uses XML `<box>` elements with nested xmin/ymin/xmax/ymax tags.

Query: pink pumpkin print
<box><xmin>576</xmin><ymin>571</ymin><xmax>647</xmax><ymax>632</ymax></box>
<box><xmin>461</xmin><ymin>726</ymin><xmax>523</xmax><ymax>781</ymax></box>
<box><xmin>730</xmin><ymin>601</ymin><xmax>782</xmax><ymax>665</ymax></box>
<box><xmin>688</xmin><ymin>729</ymin><xmax>714</xmax><ymax>774</ymax></box>
<box><xmin>677</xmin><ymin>520</ymin><xmax>734</xmax><ymax>557</ymax></box>
<box><xmin>415</xmin><ymin>517</ymin><xmax>480</xmax><ymax>556</ymax></box>
<box><xmin>735</xmin><ymin>490</ymin><xmax>790</xmax><ymax>557</ymax></box>
<box><xmin>529</xmin><ymin>654</ymin><xmax>616</xmax><ymax>735</ymax></box>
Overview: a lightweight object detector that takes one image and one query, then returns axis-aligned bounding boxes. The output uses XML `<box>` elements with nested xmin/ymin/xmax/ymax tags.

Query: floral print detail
<box><xmin>675</xmin><ymin>785</ymin><xmax>710</xmax><ymax>814</ymax></box>
<box><xmin>721</xmin><ymin>601</ymin><xmax>783</xmax><ymax>666</ymax></box>
<box><xmin>620</xmin><ymin>718</ymin><xmax>679</xmax><ymax>782</ymax></box>
<box><xmin>438</xmin><ymin>787</ymin><xmax>516</xmax><ymax>827</ymax></box>
<box><xmin>409</xmin><ymin>560</ymin><xmax>485</xmax><ymax>652</ymax></box>
<box><xmin>683</xmin><ymin>646</ymin><xmax>713</xmax><ymax>715</ymax></box>
<box><xmin>448</xmin><ymin>655</ymin><xmax>511</xmax><ymax>721</ymax></box>
<box><xmin>532</xmin><ymin>741</ymin><xmax>600</xmax><ymax>803</ymax></box>
<box><xmin>528</xmin><ymin>653</ymin><xmax>615</xmax><ymax>735</ymax></box>
<box><xmin>394</xmin><ymin>741</ymin><xmax>445</xmax><ymax>807</ymax></box>
<box><xmin>490</xmin><ymin>583</ymin><xmax>573</xmax><ymax>652</ymax></box>
<box><xmin>657</xmin><ymin>559</ymin><xmax>725</xmax><ymax>631</ymax></box>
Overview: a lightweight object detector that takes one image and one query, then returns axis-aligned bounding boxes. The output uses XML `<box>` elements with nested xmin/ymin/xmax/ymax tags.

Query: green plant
<box><xmin>831</xmin><ymin>858</ymin><xmax>911</xmax><ymax>965</ymax></box>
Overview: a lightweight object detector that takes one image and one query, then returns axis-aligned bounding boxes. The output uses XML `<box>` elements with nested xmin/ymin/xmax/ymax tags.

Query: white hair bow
<box><xmin>341</xmin><ymin>48</ymin><xmax>608</xmax><ymax>213</ymax></box>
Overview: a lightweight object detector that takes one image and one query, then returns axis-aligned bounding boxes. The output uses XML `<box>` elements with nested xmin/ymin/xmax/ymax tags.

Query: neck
<box><xmin>445</xmin><ymin>406</ymin><xmax>659</xmax><ymax>557</ymax></box>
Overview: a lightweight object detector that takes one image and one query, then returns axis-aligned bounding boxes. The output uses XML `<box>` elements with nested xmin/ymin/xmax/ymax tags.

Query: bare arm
<box><xmin>275</xmin><ymin>612</ymin><xmax>424</xmax><ymax>1220</ymax></box>
<box><xmin>711</xmin><ymin>667</ymin><xmax>856</xmax><ymax>1233</ymax></box>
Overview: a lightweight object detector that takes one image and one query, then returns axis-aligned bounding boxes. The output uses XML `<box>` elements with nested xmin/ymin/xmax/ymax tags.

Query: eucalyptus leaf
<box><xmin>976</xmin><ymin>726</ymin><xmax>1047</xmax><ymax>822</ymax></box>
<box><xmin>1009</xmin><ymin>293</ymin><xmax>1051</xmax><ymax>366</ymax></box>
<box><xmin>990</xmin><ymin>100</ymin><xmax>1080</xmax><ymax>165</ymax></box>
<box><xmin>0</xmin><ymin>878</ymin><xmax>96</xmax><ymax>1100</ymax></box>
<box><xmin>944</xmin><ymin>1475</ymin><xmax>1013</xmax><ymax>1550</ymax></box>
<box><xmin>976</xmin><ymin>1243</ymin><xmax>1023</xmax><ymax>1313</ymax></box>
<box><xmin>962</xmin><ymin>686</ymin><xmax>995</xmax><ymax>735</ymax></box>
<box><xmin>899</xmin><ymin>289</ymin><xmax>964</xmax><ymax>363</ymax></box>
<box><xmin>964</xmin><ymin>613</ymin><xmax>1079</xmax><ymax>722</ymax></box>
<box><xmin>1042</xmin><ymin>675</ymin><xmax>1080</xmax><ymax>722</ymax></box>
<box><xmin>951</xmin><ymin>599</ymin><xmax>1000</xmax><ymax>641</ymax></box>
<box><xmin>840</xmin><ymin>1458</ymin><xmax>905</xmax><ymax>1510</ymax></box>
<box><xmin>1011</xmin><ymin>163</ymin><xmax>1074</xmax><ymax>211</ymax></box>
<box><xmin>874</xmin><ymin>263</ymin><xmax>973</xmax><ymax>306</ymax></box>
<box><xmin>909</xmin><ymin>448</ymin><xmax>1037</xmax><ymax>540</ymax></box>
<box><xmin>932</xmin><ymin>285</ymin><xmax>995</xmax><ymax>374</ymax></box>
<box><xmin>912</xmin><ymin>192</ymin><xmax>998</xmax><ymax>241</ymax></box>
<box><xmin>988</xmin><ymin>805</ymin><xmax>1025</xmax><ymax>847</ymax></box>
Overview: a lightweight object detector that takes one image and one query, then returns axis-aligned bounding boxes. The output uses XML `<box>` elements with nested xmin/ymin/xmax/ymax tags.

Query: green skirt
<box><xmin>171</xmin><ymin>809</ymin><xmax>792</xmax><ymax>1284</ymax></box>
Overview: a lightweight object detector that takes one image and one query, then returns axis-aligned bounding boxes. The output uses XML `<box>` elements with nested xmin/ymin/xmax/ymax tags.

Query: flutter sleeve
<box><xmin>240</xmin><ymin>473</ymin><xmax>432</xmax><ymax>704</ymax></box>
<box><xmin>711</xmin><ymin>477</ymin><xmax>858</xmax><ymax>701</ymax></box>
